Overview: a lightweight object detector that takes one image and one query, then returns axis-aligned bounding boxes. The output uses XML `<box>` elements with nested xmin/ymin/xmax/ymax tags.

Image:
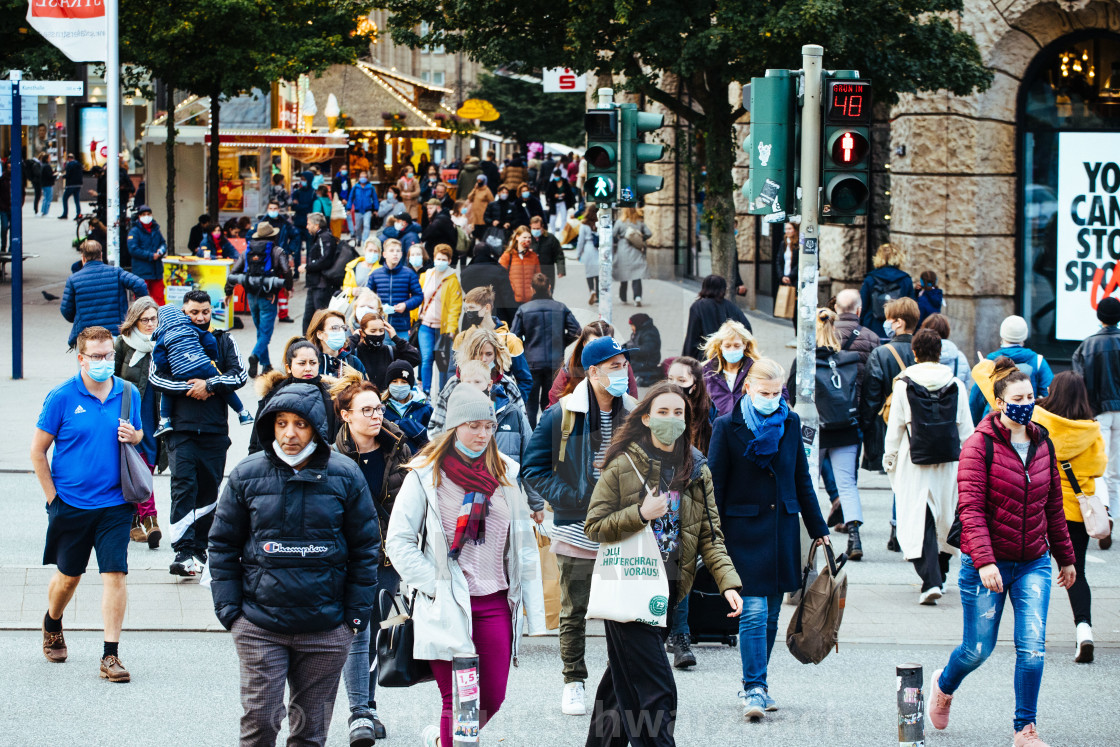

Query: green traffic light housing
<box><xmin>617</xmin><ymin>106</ymin><xmax>665</xmax><ymax>206</ymax></box>
<box><xmin>744</xmin><ymin>70</ymin><xmax>797</xmax><ymax>221</ymax></box>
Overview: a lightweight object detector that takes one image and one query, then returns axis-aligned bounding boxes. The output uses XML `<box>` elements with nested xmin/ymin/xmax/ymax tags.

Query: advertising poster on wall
<box><xmin>1056</xmin><ymin>132</ymin><xmax>1120</xmax><ymax>341</ymax></box>
<box><xmin>78</xmin><ymin>105</ymin><xmax>108</xmax><ymax>170</ymax></box>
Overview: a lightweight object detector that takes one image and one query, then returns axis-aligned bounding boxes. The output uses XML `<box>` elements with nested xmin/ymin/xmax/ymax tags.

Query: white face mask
<box><xmin>139</xmin><ymin>215</ymin><xmax>153</xmax><ymax>225</ymax></box>
<box><xmin>272</xmin><ymin>438</ymin><xmax>318</xmax><ymax>468</ymax></box>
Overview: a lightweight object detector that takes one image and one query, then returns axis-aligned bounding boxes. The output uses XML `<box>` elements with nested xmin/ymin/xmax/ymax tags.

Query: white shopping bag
<box><xmin>519</xmin><ymin>522</ymin><xmax>548</xmax><ymax>635</ymax></box>
<box><xmin>586</xmin><ymin>523</ymin><xmax>669</xmax><ymax>627</ymax></box>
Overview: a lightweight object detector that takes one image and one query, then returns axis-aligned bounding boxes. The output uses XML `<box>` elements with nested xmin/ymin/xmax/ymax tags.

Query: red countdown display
<box><xmin>826</xmin><ymin>80</ymin><xmax>872</xmax><ymax>125</ymax></box>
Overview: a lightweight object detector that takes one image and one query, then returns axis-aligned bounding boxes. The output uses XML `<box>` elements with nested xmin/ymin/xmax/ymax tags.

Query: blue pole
<box><xmin>10</xmin><ymin>71</ymin><xmax>23</xmax><ymax>380</ymax></box>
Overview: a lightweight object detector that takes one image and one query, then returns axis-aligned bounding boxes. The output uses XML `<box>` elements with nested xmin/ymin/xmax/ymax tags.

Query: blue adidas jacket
<box><xmin>61</xmin><ymin>261</ymin><xmax>149</xmax><ymax>346</ymax></box>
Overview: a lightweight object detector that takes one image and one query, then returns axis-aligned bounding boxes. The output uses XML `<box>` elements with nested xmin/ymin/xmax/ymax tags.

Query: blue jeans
<box><xmin>353</xmin><ymin>210</ymin><xmax>373</xmax><ymax>244</ymax></box>
<box><xmin>40</xmin><ymin>186</ymin><xmax>53</xmax><ymax>216</ymax></box>
<box><xmin>821</xmin><ymin>445</ymin><xmax>861</xmax><ymax>525</ymax></box>
<box><xmin>938</xmin><ymin>553</ymin><xmax>1052</xmax><ymax>732</ymax></box>
<box><xmin>739</xmin><ymin>594</ymin><xmax>783</xmax><ymax>691</ymax></box>
<box><xmin>60</xmin><ymin>185</ymin><xmax>82</xmax><ymax>218</ymax></box>
<box><xmin>820</xmin><ymin>450</ymin><xmax>840</xmax><ymax>502</ymax></box>
<box><xmin>247</xmin><ymin>294</ymin><xmax>278</xmax><ymax>367</ymax></box>
<box><xmin>417</xmin><ymin>323</ymin><xmax>446</xmax><ymax>396</ymax></box>
<box><xmin>344</xmin><ymin>565</ymin><xmax>400</xmax><ymax>715</ymax></box>
<box><xmin>670</xmin><ymin>593</ymin><xmax>690</xmax><ymax>637</ymax></box>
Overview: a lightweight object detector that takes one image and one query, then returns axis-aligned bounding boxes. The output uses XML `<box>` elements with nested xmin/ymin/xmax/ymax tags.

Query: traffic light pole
<box><xmin>795</xmin><ymin>44</ymin><xmax>824</xmax><ymax>487</ymax></box>
<box><xmin>596</xmin><ymin>87</ymin><xmax>616</xmax><ymax>326</ymax></box>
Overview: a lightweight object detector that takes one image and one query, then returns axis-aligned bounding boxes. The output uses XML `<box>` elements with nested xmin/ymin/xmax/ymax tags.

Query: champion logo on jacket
<box><xmin>261</xmin><ymin>541</ymin><xmax>330</xmax><ymax>556</ymax></box>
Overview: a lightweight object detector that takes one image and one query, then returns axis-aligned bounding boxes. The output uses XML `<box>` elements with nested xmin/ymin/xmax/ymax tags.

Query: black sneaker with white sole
<box><xmin>170</xmin><ymin>551</ymin><xmax>198</xmax><ymax>577</ymax></box>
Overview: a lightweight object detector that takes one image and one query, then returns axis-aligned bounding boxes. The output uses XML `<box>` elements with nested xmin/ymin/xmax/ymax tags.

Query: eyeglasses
<box><xmin>350</xmin><ymin>406</ymin><xmax>384</xmax><ymax>419</ymax></box>
<box><xmin>139</xmin><ymin>315</ymin><xmax>158</xmax><ymax>324</ymax></box>
<box><xmin>85</xmin><ymin>353</ymin><xmax>115</xmax><ymax>362</ymax></box>
<box><xmin>325</xmin><ymin>325</ymin><xmax>348</xmax><ymax>333</ymax></box>
<box><xmin>463</xmin><ymin>421</ymin><xmax>497</xmax><ymax>434</ymax></box>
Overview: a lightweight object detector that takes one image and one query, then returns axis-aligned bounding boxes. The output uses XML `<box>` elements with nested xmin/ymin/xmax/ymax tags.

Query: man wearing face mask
<box><xmin>522</xmin><ymin>337</ymin><xmax>638</xmax><ymax>716</ymax></box>
<box><xmin>347</xmin><ymin>170</ymin><xmax>379</xmax><ymax>245</ymax></box>
<box><xmin>420</xmin><ymin>197</ymin><xmax>457</xmax><ymax>256</ymax></box>
<box><xmin>483</xmin><ymin>186</ymin><xmax>519</xmax><ymax>236</ymax></box>
<box><xmin>529</xmin><ymin>215</ymin><xmax>565</xmax><ymax>288</ymax></box>
<box><xmin>254</xmin><ymin>200</ymin><xmax>300</xmax><ymax>283</ymax></box>
<box><xmin>332</xmin><ymin>164</ymin><xmax>352</xmax><ymax>206</ymax></box>
<box><xmin>380</xmin><ymin>211</ymin><xmax>422</xmax><ymax>254</ymax></box>
<box><xmin>31</xmin><ymin>326</ymin><xmax>145</xmax><ymax>683</ymax></box>
<box><xmin>126</xmin><ymin>205</ymin><xmax>168</xmax><ymax>304</ymax></box>
<box><xmin>861</xmin><ymin>297</ymin><xmax>919</xmax><ymax>551</ymax></box>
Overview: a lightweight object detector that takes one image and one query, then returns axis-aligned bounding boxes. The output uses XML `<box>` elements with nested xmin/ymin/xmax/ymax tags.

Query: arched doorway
<box><xmin>1018</xmin><ymin>31</ymin><xmax>1120</xmax><ymax>360</ymax></box>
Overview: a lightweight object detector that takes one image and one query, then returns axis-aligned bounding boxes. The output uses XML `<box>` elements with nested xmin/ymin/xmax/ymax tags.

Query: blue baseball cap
<box><xmin>581</xmin><ymin>336</ymin><xmax>629</xmax><ymax>370</ymax></box>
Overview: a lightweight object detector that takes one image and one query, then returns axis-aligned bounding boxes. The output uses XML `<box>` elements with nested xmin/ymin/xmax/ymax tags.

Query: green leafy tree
<box><xmin>470</xmin><ymin>72</ymin><xmax>584</xmax><ymax>149</ymax></box>
<box><xmin>121</xmin><ymin>0</ymin><xmax>377</xmax><ymax>219</ymax></box>
<box><xmin>374</xmin><ymin>0</ymin><xmax>992</xmax><ymax>280</ymax></box>
<box><xmin>0</xmin><ymin>0</ymin><xmax>73</xmax><ymax>80</ymax></box>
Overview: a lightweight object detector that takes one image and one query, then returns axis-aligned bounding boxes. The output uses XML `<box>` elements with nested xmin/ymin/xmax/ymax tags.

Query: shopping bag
<box><xmin>537</xmin><ymin>527</ymin><xmax>561</xmax><ymax>631</ymax></box>
<box><xmin>586</xmin><ymin>523</ymin><xmax>669</xmax><ymax>627</ymax></box>
<box><xmin>774</xmin><ymin>285</ymin><xmax>796</xmax><ymax>319</ymax></box>
<box><xmin>521</xmin><ymin>524</ymin><xmax>548</xmax><ymax>636</ymax></box>
<box><xmin>483</xmin><ymin>226</ymin><xmax>506</xmax><ymax>252</ymax></box>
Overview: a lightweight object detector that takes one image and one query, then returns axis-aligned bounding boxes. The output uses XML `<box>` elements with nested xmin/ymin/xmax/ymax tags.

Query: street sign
<box><xmin>18</xmin><ymin>80</ymin><xmax>84</xmax><ymax>96</ymax></box>
<box><xmin>0</xmin><ymin>92</ymin><xmax>39</xmax><ymax>126</ymax></box>
<box><xmin>542</xmin><ymin>68</ymin><xmax>587</xmax><ymax>93</ymax></box>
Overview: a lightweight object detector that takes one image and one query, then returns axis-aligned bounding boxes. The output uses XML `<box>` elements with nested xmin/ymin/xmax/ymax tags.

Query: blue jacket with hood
<box><xmin>968</xmin><ymin>344</ymin><xmax>1054</xmax><ymax>425</ymax></box>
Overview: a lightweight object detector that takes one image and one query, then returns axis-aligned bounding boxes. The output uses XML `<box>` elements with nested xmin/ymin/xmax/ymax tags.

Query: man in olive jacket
<box><xmin>208</xmin><ymin>383</ymin><xmax>379</xmax><ymax>747</ymax></box>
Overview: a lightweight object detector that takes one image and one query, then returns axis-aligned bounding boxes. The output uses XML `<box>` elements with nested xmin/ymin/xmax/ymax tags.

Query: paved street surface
<box><xmin>1</xmin><ymin>205</ymin><xmax>1118</xmax><ymax>744</ymax></box>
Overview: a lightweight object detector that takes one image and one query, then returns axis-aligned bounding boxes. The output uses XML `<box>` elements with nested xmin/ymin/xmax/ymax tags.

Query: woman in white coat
<box><xmin>385</xmin><ymin>385</ymin><xmax>536</xmax><ymax>747</ymax></box>
<box><xmin>884</xmin><ymin>329</ymin><xmax>975</xmax><ymax>605</ymax></box>
<box><xmin>575</xmin><ymin>204</ymin><xmax>600</xmax><ymax>305</ymax></box>
<box><xmin>611</xmin><ymin>206</ymin><xmax>652</xmax><ymax>306</ymax></box>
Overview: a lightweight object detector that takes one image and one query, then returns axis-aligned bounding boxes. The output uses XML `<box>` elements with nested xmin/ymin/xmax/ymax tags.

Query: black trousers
<box><xmin>912</xmin><ymin>506</ymin><xmax>951</xmax><ymax>592</ymax></box>
<box><xmin>618</xmin><ymin>280</ymin><xmax>643</xmax><ymax>302</ymax></box>
<box><xmin>168</xmin><ymin>433</ymin><xmax>230</xmax><ymax>556</ymax></box>
<box><xmin>586</xmin><ymin>277</ymin><xmax>599</xmax><ymax>293</ymax></box>
<box><xmin>302</xmin><ymin>286</ymin><xmax>335</xmax><ymax>335</ymax></box>
<box><xmin>1066</xmin><ymin>520</ymin><xmax>1092</xmax><ymax>625</ymax></box>
<box><xmin>528</xmin><ymin>368</ymin><xmax>554</xmax><ymax>428</ymax></box>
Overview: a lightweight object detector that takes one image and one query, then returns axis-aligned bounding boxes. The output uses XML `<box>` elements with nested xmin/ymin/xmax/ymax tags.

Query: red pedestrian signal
<box><xmin>830</xmin><ymin>130</ymin><xmax>868</xmax><ymax>165</ymax></box>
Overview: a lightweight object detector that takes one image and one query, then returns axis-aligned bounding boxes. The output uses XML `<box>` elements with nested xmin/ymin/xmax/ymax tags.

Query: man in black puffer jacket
<box><xmin>208</xmin><ymin>382</ymin><xmax>379</xmax><ymax>747</ymax></box>
<box><xmin>510</xmin><ymin>274</ymin><xmax>580</xmax><ymax>426</ymax></box>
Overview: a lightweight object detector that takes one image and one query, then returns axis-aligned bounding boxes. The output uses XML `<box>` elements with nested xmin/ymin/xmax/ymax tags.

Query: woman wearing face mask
<box><xmin>584</xmin><ymin>381</ymin><xmax>743</xmax><ymax>744</ymax></box>
<box><xmin>701</xmin><ymin>320</ymin><xmax>760</xmax><ymax>417</ymax></box>
<box><xmin>307</xmin><ymin>309</ymin><xmax>368</xmax><ymax>379</ymax></box>
<box><xmin>386</xmin><ymin>385</ymin><xmax>535</xmax><ymax>747</ymax></box>
<box><xmin>332</xmin><ymin>375</ymin><xmax>412</xmax><ymax>746</ymax></box>
<box><xmin>343</xmin><ymin>238</ymin><xmax>383</xmax><ymax>293</ymax></box>
<box><xmin>413</xmin><ymin>244</ymin><xmax>463</xmax><ymax>395</ymax></box>
<box><xmin>709</xmin><ymin>358</ymin><xmax>830</xmax><ymax>721</ymax></box>
<box><xmin>345</xmin><ymin>288</ymin><xmax>382</xmax><ymax>332</ymax></box>
<box><xmin>427</xmin><ymin>327</ymin><xmax>528</xmax><ymax>437</ymax></box>
<box><xmin>114</xmin><ymin>297</ymin><xmax>163</xmax><ymax>548</ymax></box>
<box><xmin>366</xmin><ymin>238</ymin><xmax>423</xmax><ymax>334</ymax></box>
<box><xmin>408</xmin><ymin>243</ymin><xmax>432</xmax><ymax>274</ymax></box>
<box><xmin>381</xmin><ymin>359</ymin><xmax>433</xmax><ymax>452</ymax></box>
<box><xmin>248</xmin><ymin>338</ymin><xmax>340</xmax><ymax>454</ymax></box>
<box><xmin>513</xmin><ymin>182</ymin><xmax>543</xmax><ymax>228</ymax></box>
<box><xmin>466</xmin><ymin>175</ymin><xmax>494</xmax><ymax>240</ymax></box>
<box><xmin>397</xmin><ymin>165</ymin><xmax>421</xmax><ymax>220</ymax></box>
<box><xmin>483</xmin><ymin>185</ymin><xmax>518</xmax><ymax>238</ymax></box>
<box><xmin>349</xmin><ymin>311</ymin><xmax>421</xmax><ymax>391</ymax></box>
<box><xmin>928</xmin><ymin>357</ymin><xmax>1076</xmax><ymax>747</ymax></box>
<box><xmin>197</xmin><ymin>225</ymin><xmax>238</xmax><ymax>259</ymax></box>
<box><xmin>498</xmin><ymin>227</ymin><xmax>541</xmax><ymax>306</ymax></box>
<box><xmin>377</xmin><ymin>185</ymin><xmax>403</xmax><ymax>224</ymax></box>
<box><xmin>546</xmin><ymin>170</ymin><xmax>576</xmax><ymax>234</ymax></box>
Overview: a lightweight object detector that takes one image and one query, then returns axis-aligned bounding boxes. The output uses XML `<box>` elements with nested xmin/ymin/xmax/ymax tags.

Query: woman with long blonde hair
<box><xmin>701</xmin><ymin>319</ymin><xmax>760</xmax><ymax>417</ymax></box>
<box><xmin>385</xmin><ymin>385</ymin><xmax>535</xmax><ymax>747</ymax></box>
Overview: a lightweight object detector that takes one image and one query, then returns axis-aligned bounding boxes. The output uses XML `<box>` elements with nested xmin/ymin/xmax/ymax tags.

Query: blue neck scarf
<box><xmin>740</xmin><ymin>397</ymin><xmax>788</xmax><ymax>467</ymax></box>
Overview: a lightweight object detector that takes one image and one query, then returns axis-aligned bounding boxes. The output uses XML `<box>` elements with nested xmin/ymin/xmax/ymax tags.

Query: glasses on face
<box><xmin>464</xmin><ymin>421</ymin><xmax>497</xmax><ymax>434</ymax></box>
<box><xmin>350</xmin><ymin>406</ymin><xmax>384</xmax><ymax>419</ymax></box>
<box><xmin>325</xmin><ymin>325</ymin><xmax>347</xmax><ymax>333</ymax></box>
<box><xmin>139</xmin><ymin>315</ymin><xmax>158</xmax><ymax>325</ymax></box>
<box><xmin>85</xmin><ymin>352</ymin><xmax>115</xmax><ymax>362</ymax></box>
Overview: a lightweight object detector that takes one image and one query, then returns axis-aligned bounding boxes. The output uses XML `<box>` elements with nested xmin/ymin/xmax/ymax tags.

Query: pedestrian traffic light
<box><xmin>585</xmin><ymin>108</ymin><xmax>618</xmax><ymax>204</ymax></box>
<box><xmin>821</xmin><ymin>74</ymin><xmax>871</xmax><ymax>221</ymax></box>
<box><xmin>744</xmin><ymin>70</ymin><xmax>798</xmax><ymax>222</ymax></box>
<box><xmin>616</xmin><ymin>104</ymin><xmax>664</xmax><ymax>207</ymax></box>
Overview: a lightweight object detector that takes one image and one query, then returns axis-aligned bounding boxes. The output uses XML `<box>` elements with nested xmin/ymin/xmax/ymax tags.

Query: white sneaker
<box><xmin>920</xmin><ymin>587</ymin><xmax>943</xmax><ymax>605</ymax></box>
<box><xmin>634</xmin><ymin>297</ymin><xmax>642</xmax><ymax>307</ymax></box>
<box><xmin>421</xmin><ymin>724</ymin><xmax>440</xmax><ymax>746</ymax></box>
<box><xmin>561</xmin><ymin>681</ymin><xmax>587</xmax><ymax>715</ymax></box>
<box><xmin>1075</xmin><ymin>622</ymin><xmax>1094</xmax><ymax>663</ymax></box>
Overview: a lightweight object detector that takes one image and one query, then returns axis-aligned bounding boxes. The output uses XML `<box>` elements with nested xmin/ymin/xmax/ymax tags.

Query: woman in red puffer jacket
<box><xmin>926</xmin><ymin>357</ymin><xmax>1077</xmax><ymax>747</ymax></box>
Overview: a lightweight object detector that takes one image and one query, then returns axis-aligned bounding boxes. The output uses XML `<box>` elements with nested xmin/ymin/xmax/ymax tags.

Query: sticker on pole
<box><xmin>801</xmin><ymin>237</ymin><xmax>818</xmax><ymax>256</ymax></box>
<box><xmin>27</xmin><ymin>0</ymin><xmax>107</xmax><ymax>62</ymax></box>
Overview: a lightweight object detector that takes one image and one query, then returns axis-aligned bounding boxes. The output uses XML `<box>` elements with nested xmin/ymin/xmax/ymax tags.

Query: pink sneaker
<box><xmin>1013</xmin><ymin>724</ymin><xmax>1050</xmax><ymax>747</ymax></box>
<box><xmin>929</xmin><ymin>668</ymin><xmax>953</xmax><ymax>730</ymax></box>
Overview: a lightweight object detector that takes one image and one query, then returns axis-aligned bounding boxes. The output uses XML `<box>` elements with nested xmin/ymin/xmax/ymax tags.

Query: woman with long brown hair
<box><xmin>548</xmin><ymin>321</ymin><xmax>637</xmax><ymax>406</ymax></box>
<box><xmin>584</xmin><ymin>380</ymin><xmax>742</xmax><ymax>744</ymax></box>
<box><xmin>385</xmin><ymin>385</ymin><xmax>535</xmax><ymax>747</ymax></box>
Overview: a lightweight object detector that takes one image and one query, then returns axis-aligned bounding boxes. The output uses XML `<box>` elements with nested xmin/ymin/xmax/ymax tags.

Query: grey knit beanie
<box><xmin>444</xmin><ymin>385</ymin><xmax>496</xmax><ymax>432</ymax></box>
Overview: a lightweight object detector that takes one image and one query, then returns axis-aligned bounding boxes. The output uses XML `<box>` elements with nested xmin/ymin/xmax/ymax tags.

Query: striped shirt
<box><xmin>554</xmin><ymin>408</ymin><xmax>614</xmax><ymax>557</ymax></box>
<box><xmin>436</xmin><ymin>470</ymin><xmax>510</xmax><ymax>596</ymax></box>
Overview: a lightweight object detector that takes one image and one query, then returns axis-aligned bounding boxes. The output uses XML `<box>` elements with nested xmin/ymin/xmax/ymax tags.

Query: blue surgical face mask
<box><xmin>359</xmin><ymin>177</ymin><xmax>368</xmax><ymax>184</ymax></box>
<box><xmin>521</xmin><ymin>191</ymin><xmax>531</xmax><ymax>199</ymax></box>
<box><xmin>86</xmin><ymin>359</ymin><xmax>114</xmax><ymax>382</ymax></box>
<box><xmin>434</xmin><ymin>259</ymin><xmax>450</xmax><ymax>272</ymax></box>
<box><xmin>531</xmin><ymin>229</ymin><xmax>542</xmax><ymax>238</ymax></box>
<box><xmin>598</xmin><ymin>369</ymin><xmax>629</xmax><ymax>397</ymax></box>
<box><xmin>1004</xmin><ymin>401</ymin><xmax>1035</xmax><ymax>426</ymax></box>
<box><xmin>388</xmin><ymin>382</ymin><xmax>411</xmax><ymax>401</ymax></box>
<box><xmin>267</xmin><ymin>210</ymin><xmax>279</xmax><ymax>219</ymax></box>
<box><xmin>460</xmin><ymin>206</ymin><xmax>470</xmax><ymax>215</ymax></box>
<box><xmin>498</xmin><ymin>193</ymin><xmax>508</xmax><ymax>201</ymax></box>
<box><xmin>455</xmin><ymin>439</ymin><xmax>487</xmax><ymax>459</ymax></box>
<box><xmin>339</xmin><ymin>169</ymin><xmax>348</xmax><ymax>176</ymax></box>
<box><xmin>488</xmin><ymin>361</ymin><xmax>496</xmax><ymax>371</ymax></box>
<box><xmin>326</xmin><ymin>330</ymin><xmax>347</xmax><ymax>351</ymax></box>
<box><xmin>409</xmin><ymin>255</ymin><xmax>423</xmax><ymax>269</ymax></box>
<box><xmin>723</xmin><ymin>348</ymin><xmax>744</xmax><ymax>364</ymax></box>
<box><xmin>751</xmin><ymin>391</ymin><xmax>782</xmax><ymax>416</ymax></box>
<box><xmin>884</xmin><ymin>325</ymin><xmax>897</xmax><ymax>340</ymax></box>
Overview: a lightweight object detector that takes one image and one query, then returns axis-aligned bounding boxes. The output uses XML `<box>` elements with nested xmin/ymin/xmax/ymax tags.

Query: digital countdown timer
<box><xmin>825</xmin><ymin>80</ymin><xmax>872</xmax><ymax>124</ymax></box>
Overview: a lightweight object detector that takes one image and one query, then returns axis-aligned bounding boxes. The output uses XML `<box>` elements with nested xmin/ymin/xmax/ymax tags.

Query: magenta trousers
<box><xmin>135</xmin><ymin>459</ymin><xmax>157</xmax><ymax>519</ymax></box>
<box><xmin>429</xmin><ymin>591</ymin><xmax>513</xmax><ymax>745</ymax></box>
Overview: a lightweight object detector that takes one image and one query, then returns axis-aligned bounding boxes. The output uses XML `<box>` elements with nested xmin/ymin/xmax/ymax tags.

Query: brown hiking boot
<box><xmin>42</xmin><ymin>623</ymin><xmax>67</xmax><ymax>663</ymax></box>
<box><xmin>99</xmin><ymin>655</ymin><xmax>130</xmax><ymax>682</ymax></box>
<box><xmin>129</xmin><ymin>515</ymin><xmax>147</xmax><ymax>543</ymax></box>
<box><xmin>143</xmin><ymin>516</ymin><xmax>162</xmax><ymax>549</ymax></box>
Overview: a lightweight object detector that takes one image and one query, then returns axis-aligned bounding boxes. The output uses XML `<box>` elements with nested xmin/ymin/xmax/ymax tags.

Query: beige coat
<box><xmin>467</xmin><ymin>185</ymin><xmax>494</xmax><ymax>227</ymax></box>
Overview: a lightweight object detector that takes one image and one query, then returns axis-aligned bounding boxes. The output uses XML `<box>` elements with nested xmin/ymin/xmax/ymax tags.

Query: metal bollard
<box><xmin>452</xmin><ymin>653</ymin><xmax>481</xmax><ymax>744</ymax></box>
<box><xmin>896</xmin><ymin>663</ymin><xmax>925</xmax><ymax>746</ymax></box>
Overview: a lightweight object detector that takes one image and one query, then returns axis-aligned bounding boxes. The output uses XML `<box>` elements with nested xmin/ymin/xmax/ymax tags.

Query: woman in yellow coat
<box><xmin>973</xmin><ymin>361</ymin><xmax>1105</xmax><ymax>663</ymax></box>
<box><xmin>411</xmin><ymin>243</ymin><xmax>462</xmax><ymax>395</ymax></box>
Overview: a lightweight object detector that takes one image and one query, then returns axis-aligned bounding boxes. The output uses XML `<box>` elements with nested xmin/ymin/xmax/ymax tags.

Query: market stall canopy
<box><xmin>457</xmin><ymin>98</ymin><xmax>500</xmax><ymax>121</ymax></box>
<box><xmin>303</xmin><ymin>62</ymin><xmax>453</xmax><ymax>136</ymax></box>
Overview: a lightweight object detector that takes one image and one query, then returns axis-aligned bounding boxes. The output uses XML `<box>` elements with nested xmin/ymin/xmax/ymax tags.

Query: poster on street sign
<box><xmin>542</xmin><ymin>68</ymin><xmax>587</xmax><ymax>94</ymax></box>
<box><xmin>26</xmin><ymin>0</ymin><xmax>107</xmax><ymax>62</ymax></box>
<box><xmin>1056</xmin><ymin>132</ymin><xmax>1120</xmax><ymax>341</ymax></box>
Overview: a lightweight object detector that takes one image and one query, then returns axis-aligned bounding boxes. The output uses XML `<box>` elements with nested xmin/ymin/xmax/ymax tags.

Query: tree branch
<box><xmin>634</xmin><ymin>80</ymin><xmax>701</xmax><ymax>124</ymax></box>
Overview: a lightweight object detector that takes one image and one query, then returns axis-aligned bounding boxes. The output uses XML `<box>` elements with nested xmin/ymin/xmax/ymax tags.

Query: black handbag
<box><xmin>433</xmin><ymin>332</ymin><xmax>455</xmax><ymax>372</ymax></box>
<box><xmin>376</xmin><ymin>521</ymin><xmax>434</xmax><ymax>688</ymax></box>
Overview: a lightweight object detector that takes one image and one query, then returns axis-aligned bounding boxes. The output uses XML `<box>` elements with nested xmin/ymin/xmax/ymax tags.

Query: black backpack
<box><xmin>323</xmin><ymin>238</ymin><xmax>357</xmax><ymax>287</ymax></box>
<box><xmin>870</xmin><ymin>274</ymin><xmax>904</xmax><ymax>323</ymax></box>
<box><xmin>245</xmin><ymin>240</ymin><xmax>275</xmax><ymax>277</ymax></box>
<box><xmin>903</xmin><ymin>378</ymin><xmax>961</xmax><ymax>465</ymax></box>
<box><xmin>816</xmin><ymin>351</ymin><xmax>861</xmax><ymax>430</ymax></box>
